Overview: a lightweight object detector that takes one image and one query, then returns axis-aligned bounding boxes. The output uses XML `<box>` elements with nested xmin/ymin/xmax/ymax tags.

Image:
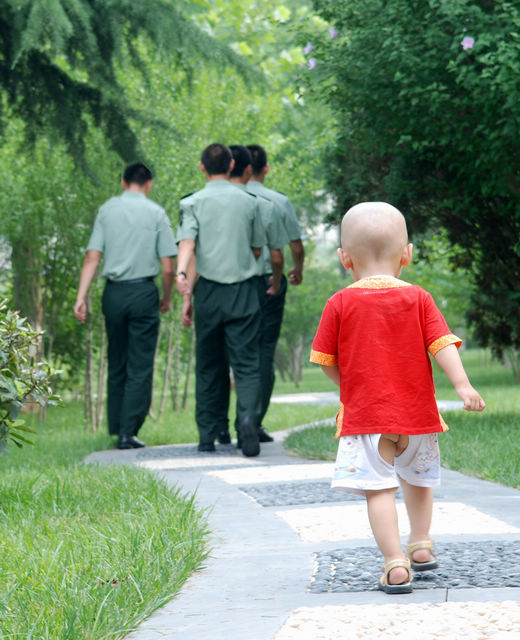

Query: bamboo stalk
<box><xmin>95</xmin><ymin>321</ymin><xmax>106</xmax><ymax>430</ymax></box>
<box><xmin>158</xmin><ymin>316</ymin><xmax>174</xmax><ymax>420</ymax></box>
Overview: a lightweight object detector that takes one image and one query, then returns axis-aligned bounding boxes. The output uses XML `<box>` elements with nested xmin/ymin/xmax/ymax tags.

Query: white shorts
<box><xmin>331</xmin><ymin>433</ymin><xmax>441</xmax><ymax>495</ymax></box>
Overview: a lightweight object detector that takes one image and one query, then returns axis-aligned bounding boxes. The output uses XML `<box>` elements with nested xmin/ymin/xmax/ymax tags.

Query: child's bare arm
<box><xmin>321</xmin><ymin>364</ymin><xmax>340</xmax><ymax>387</ymax></box>
<box><xmin>434</xmin><ymin>344</ymin><xmax>485</xmax><ymax>411</ymax></box>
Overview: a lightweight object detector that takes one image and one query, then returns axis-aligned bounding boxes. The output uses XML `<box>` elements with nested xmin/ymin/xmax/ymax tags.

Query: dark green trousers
<box><xmin>102</xmin><ymin>280</ymin><xmax>159</xmax><ymax>437</ymax></box>
<box><xmin>256</xmin><ymin>274</ymin><xmax>287</xmax><ymax>425</ymax></box>
<box><xmin>194</xmin><ymin>276</ymin><xmax>261</xmax><ymax>444</ymax></box>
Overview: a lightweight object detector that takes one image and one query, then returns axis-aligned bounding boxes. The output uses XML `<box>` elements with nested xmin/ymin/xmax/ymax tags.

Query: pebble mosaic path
<box><xmin>84</xmin><ymin>395</ymin><xmax>520</xmax><ymax>639</ymax></box>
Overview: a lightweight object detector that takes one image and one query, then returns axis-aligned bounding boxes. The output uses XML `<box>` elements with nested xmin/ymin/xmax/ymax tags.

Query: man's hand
<box><xmin>288</xmin><ymin>268</ymin><xmax>303</xmax><ymax>285</ymax></box>
<box><xmin>266</xmin><ymin>275</ymin><xmax>280</xmax><ymax>296</ymax></box>
<box><xmin>74</xmin><ymin>299</ymin><xmax>87</xmax><ymax>323</ymax></box>
<box><xmin>160</xmin><ymin>297</ymin><xmax>171</xmax><ymax>314</ymax></box>
<box><xmin>181</xmin><ymin>295</ymin><xmax>193</xmax><ymax>327</ymax></box>
<box><xmin>176</xmin><ymin>273</ymin><xmax>191</xmax><ymax>296</ymax></box>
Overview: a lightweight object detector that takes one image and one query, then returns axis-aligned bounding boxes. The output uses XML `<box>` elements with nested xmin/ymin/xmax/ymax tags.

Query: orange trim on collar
<box><xmin>348</xmin><ymin>276</ymin><xmax>412</xmax><ymax>289</ymax></box>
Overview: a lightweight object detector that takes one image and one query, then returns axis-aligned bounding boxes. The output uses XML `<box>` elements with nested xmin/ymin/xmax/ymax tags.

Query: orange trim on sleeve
<box><xmin>428</xmin><ymin>334</ymin><xmax>462</xmax><ymax>357</ymax></box>
<box><xmin>310</xmin><ymin>349</ymin><xmax>338</xmax><ymax>366</ymax></box>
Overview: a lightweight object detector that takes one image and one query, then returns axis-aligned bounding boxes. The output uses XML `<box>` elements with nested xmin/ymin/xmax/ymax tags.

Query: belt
<box><xmin>106</xmin><ymin>276</ymin><xmax>155</xmax><ymax>285</ymax></box>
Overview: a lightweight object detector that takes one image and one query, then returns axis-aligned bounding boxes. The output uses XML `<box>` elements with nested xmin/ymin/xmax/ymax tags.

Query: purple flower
<box><xmin>329</xmin><ymin>27</ymin><xmax>338</xmax><ymax>39</ymax></box>
<box><xmin>461</xmin><ymin>36</ymin><xmax>475</xmax><ymax>50</ymax></box>
<box><xmin>304</xmin><ymin>42</ymin><xmax>313</xmax><ymax>54</ymax></box>
<box><xmin>308</xmin><ymin>57</ymin><xmax>317</xmax><ymax>70</ymax></box>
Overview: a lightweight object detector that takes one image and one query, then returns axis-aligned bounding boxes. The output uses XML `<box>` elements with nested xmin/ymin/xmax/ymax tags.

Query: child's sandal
<box><xmin>407</xmin><ymin>539</ymin><xmax>439</xmax><ymax>572</ymax></box>
<box><xmin>378</xmin><ymin>558</ymin><xmax>413</xmax><ymax>594</ymax></box>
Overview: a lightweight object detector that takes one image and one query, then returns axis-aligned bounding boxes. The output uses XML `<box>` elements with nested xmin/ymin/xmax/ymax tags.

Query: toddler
<box><xmin>310</xmin><ymin>202</ymin><xmax>485</xmax><ymax>593</ymax></box>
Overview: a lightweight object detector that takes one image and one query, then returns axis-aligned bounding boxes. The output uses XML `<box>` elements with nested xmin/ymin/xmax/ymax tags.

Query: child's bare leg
<box><xmin>364</xmin><ymin>433</ymin><xmax>409</xmax><ymax>585</ymax></box>
<box><xmin>399</xmin><ymin>477</ymin><xmax>434</xmax><ymax>563</ymax></box>
<box><xmin>366</xmin><ymin>489</ymin><xmax>408</xmax><ymax>584</ymax></box>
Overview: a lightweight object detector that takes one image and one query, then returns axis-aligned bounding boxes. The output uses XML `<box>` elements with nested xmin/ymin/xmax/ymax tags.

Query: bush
<box><xmin>0</xmin><ymin>300</ymin><xmax>60</xmax><ymax>452</ymax></box>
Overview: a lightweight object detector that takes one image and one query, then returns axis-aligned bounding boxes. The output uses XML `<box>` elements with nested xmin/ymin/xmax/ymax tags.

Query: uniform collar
<box><xmin>121</xmin><ymin>190</ymin><xmax>146</xmax><ymax>199</ymax></box>
<box><xmin>204</xmin><ymin>179</ymin><xmax>229</xmax><ymax>189</ymax></box>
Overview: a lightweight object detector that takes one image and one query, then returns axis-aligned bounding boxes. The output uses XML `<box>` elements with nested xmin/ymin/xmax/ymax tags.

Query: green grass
<box><xmin>284</xmin><ymin>350</ymin><xmax>520</xmax><ymax>489</ymax></box>
<box><xmin>0</xmin><ymin>370</ymin><xmax>338</xmax><ymax>638</ymax></box>
<box><xmin>0</xmin><ymin>404</ymin><xmax>210</xmax><ymax>640</ymax></box>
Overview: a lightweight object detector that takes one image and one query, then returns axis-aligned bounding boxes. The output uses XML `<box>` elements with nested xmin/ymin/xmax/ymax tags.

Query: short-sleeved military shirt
<box><xmin>246</xmin><ymin>181</ymin><xmax>302</xmax><ymax>242</ymax></box>
<box><xmin>233</xmin><ymin>183</ymin><xmax>288</xmax><ymax>276</ymax></box>
<box><xmin>177</xmin><ymin>180</ymin><xmax>266</xmax><ymax>284</ymax></box>
<box><xmin>87</xmin><ymin>190</ymin><xmax>177</xmax><ymax>281</ymax></box>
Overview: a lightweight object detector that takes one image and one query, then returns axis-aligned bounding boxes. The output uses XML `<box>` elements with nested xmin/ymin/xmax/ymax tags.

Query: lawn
<box><xmin>285</xmin><ymin>349</ymin><xmax>520</xmax><ymax>489</ymax></box>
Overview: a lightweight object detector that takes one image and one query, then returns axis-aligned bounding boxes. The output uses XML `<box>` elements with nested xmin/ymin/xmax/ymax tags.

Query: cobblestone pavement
<box><xmin>84</xmin><ymin>404</ymin><xmax>520</xmax><ymax>640</ymax></box>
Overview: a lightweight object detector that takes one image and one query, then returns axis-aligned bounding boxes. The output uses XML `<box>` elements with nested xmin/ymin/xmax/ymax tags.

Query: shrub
<box><xmin>0</xmin><ymin>300</ymin><xmax>60</xmax><ymax>452</ymax></box>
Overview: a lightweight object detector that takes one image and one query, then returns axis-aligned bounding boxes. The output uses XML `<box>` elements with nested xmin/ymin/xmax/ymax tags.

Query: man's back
<box><xmin>88</xmin><ymin>191</ymin><xmax>174</xmax><ymax>281</ymax></box>
<box><xmin>178</xmin><ymin>180</ymin><xmax>265</xmax><ymax>283</ymax></box>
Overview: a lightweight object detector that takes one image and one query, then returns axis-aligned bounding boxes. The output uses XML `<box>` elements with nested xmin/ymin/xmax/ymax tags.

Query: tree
<box><xmin>0</xmin><ymin>0</ymin><xmax>250</xmax><ymax>165</ymax></box>
<box><xmin>305</xmin><ymin>0</ymin><xmax>520</xmax><ymax>357</ymax></box>
<box><xmin>276</xmin><ymin>246</ymin><xmax>345</xmax><ymax>385</ymax></box>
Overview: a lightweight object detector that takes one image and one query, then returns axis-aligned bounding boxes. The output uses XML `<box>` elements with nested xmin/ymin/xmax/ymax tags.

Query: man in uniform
<box><xmin>227</xmin><ymin>145</ymin><xmax>287</xmax><ymax>447</ymax></box>
<box><xmin>74</xmin><ymin>162</ymin><xmax>176</xmax><ymax>449</ymax></box>
<box><xmin>246</xmin><ymin>144</ymin><xmax>305</xmax><ymax>437</ymax></box>
<box><xmin>175</xmin><ymin>143</ymin><xmax>266</xmax><ymax>457</ymax></box>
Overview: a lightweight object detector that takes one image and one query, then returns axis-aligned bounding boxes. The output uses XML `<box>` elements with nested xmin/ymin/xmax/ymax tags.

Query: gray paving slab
<box><xmin>84</xmin><ymin>421</ymin><xmax>520</xmax><ymax>640</ymax></box>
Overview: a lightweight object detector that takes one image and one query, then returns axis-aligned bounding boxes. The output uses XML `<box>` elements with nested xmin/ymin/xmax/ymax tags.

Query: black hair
<box><xmin>246</xmin><ymin>144</ymin><xmax>268</xmax><ymax>176</ymax></box>
<box><xmin>229</xmin><ymin>145</ymin><xmax>252</xmax><ymax>178</ymax></box>
<box><xmin>200</xmin><ymin>143</ymin><xmax>232</xmax><ymax>176</ymax></box>
<box><xmin>123</xmin><ymin>162</ymin><xmax>153</xmax><ymax>186</ymax></box>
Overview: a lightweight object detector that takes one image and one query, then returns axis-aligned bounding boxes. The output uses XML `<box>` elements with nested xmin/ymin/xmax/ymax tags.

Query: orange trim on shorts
<box><xmin>310</xmin><ymin>349</ymin><xmax>338</xmax><ymax>366</ymax></box>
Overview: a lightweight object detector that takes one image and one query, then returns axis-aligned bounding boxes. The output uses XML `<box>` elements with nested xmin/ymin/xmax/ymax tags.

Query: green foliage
<box><xmin>0</xmin><ymin>0</ymin><xmax>251</xmax><ymax>164</ymax></box>
<box><xmin>276</xmin><ymin>248</ymin><xmax>347</xmax><ymax>384</ymax></box>
<box><xmin>305</xmin><ymin>0</ymin><xmax>520</xmax><ymax>356</ymax></box>
<box><xmin>0</xmin><ymin>300</ymin><xmax>59</xmax><ymax>451</ymax></box>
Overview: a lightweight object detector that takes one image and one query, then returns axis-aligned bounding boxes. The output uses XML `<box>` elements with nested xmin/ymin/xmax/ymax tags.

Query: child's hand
<box><xmin>455</xmin><ymin>384</ymin><xmax>486</xmax><ymax>412</ymax></box>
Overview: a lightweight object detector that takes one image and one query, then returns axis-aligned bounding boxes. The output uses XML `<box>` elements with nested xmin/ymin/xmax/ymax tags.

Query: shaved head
<box><xmin>340</xmin><ymin>202</ymin><xmax>408</xmax><ymax>262</ymax></box>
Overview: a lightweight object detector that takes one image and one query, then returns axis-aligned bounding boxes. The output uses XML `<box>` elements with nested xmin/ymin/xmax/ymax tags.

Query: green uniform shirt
<box><xmin>87</xmin><ymin>191</ymin><xmax>177</xmax><ymax>281</ymax></box>
<box><xmin>246</xmin><ymin>181</ymin><xmax>302</xmax><ymax>242</ymax></box>
<box><xmin>233</xmin><ymin>183</ymin><xmax>288</xmax><ymax>276</ymax></box>
<box><xmin>177</xmin><ymin>180</ymin><xmax>266</xmax><ymax>284</ymax></box>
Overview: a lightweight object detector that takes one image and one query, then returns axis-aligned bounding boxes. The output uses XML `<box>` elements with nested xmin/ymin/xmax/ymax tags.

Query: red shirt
<box><xmin>310</xmin><ymin>276</ymin><xmax>461</xmax><ymax>437</ymax></box>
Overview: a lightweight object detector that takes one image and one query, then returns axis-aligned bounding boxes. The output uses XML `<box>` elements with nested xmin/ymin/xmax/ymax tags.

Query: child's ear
<box><xmin>400</xmin><ymin>243</ymin><xmax>413</xmax><ymax>267</ymax></box>
<box><xmin>337</xmin><ymin>248</ymin><xmax>353</xmax><ymax>269</ymax></box>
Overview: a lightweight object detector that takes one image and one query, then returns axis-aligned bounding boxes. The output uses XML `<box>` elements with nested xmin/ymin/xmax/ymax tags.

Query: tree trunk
<box><xmin>171</xmin><ymin>316</ymin><xmax>181</xmax><ymax>412</ymax></box>
<box><xmin>158</xmin><ymin>318</ymin><xmax>174</xmax><ymax>420</ymax></box>
<box><xmin>95</xmin><ymin>320</ymin><xmax>106</xmax><ymax>430</ymax></box>
<box><xmin>148</xmin><ymin>322</ymin><xmax>163</xmax><ymax>419</ymax></box>
<box><xmin>182</xmin><ymin>327</ymin><xmax>195</xmax><ymax>410</ymax></box>
<box><xmin>290</xmin><ymin>334</ymin><xmax>304</xmax><ymax>387</ymax></box>
<box><xmin>84</xmin><ymin>292</ymin><xmax>95</xmax><ymax>431</ymax></box>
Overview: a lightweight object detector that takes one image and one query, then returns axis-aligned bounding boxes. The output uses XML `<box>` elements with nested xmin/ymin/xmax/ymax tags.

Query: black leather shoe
<box><xmin>117</xmin><ymin>435</ymin><xmax>146</xmax><ymax>449</ymax></box>
<box><xmin>258</xmin><ymin>425</ymin><xmax>274</xmax><ymax>443</ymax></box>
<box><xmin>198</xmin><ymin>442</ymin><xmax>216</xmax><ymax>452</ymax></box>
<box><xmin>239</xmin><ymin>416</ymin><xmax>260</xmax><ymax>457</ymax></box>
<box><xmin>218</xmin><ymin>431</ymin><xmax>231</xmax><ymax>445</ymax></box>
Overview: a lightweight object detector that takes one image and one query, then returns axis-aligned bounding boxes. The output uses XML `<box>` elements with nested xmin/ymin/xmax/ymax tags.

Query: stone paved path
<box><xmin>84</xmin><ymin>404</ymin><xmax>520</xmax><ymax>639</ymax></box>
